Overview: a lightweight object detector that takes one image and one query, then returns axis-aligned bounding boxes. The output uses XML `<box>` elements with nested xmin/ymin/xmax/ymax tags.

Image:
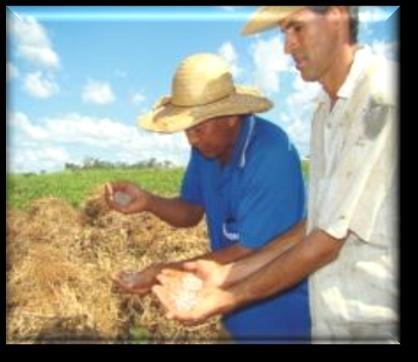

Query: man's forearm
<box><xmin>146</xmin><ymin>195</ymin><xmax>204</xmax><ymax>227</ymax></box>
<box><xmin>200</xmin><ymin>243</ymin><xmax>253</xmax><ymax>264</ymax></box>
<box><xmin>169</xmin><ymin>243</ymin><xmax>254</xmax><ymax>270</ymax></box>
<box><xmin>221</xmin><ymin>220</ymin><xmax>306</xmax><ymax>287</ymax></box>
<box><xmin>226</xmin><ymin>229</ymin><xmax>344</xmax><ymax>311</ymax></box>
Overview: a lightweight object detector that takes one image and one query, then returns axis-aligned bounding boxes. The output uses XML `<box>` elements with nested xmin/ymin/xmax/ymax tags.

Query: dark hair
<box><xmin>308</xmin><ymin>6</ymin><xmax>359</xmax><ymax>44</ymax></box>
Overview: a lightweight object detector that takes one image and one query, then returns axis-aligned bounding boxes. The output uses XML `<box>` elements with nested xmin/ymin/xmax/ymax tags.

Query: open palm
<box><xmin>152</xmin><ymin>269</ymin><xmax>234</xmax><ymax>325</ymax></box>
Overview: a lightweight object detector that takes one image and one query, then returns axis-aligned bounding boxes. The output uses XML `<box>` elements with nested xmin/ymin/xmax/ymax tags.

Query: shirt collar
<box><xmin>317</xmin><ymin>45</ymin><xmax>375</xmax><ymax>104</ymax></box>
<box><xmin>228</xmin><ymin>114</ymin><xmax>256</xmax><ymax>169</ymax></box>
<box><xmin>337</xmin><ymin>45</ymin><xmax>374</xmax><ymax>99</ymax></box>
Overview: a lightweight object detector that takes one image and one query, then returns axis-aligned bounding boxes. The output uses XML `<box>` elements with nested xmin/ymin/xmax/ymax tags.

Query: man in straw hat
<box><xmin>105</xmin><ymin>53</ymin><xmax>311</xmax><ymax>342</ymax></box>
<box><xmin>153</xmin><ymin>7</ymin><xmax>399</xmax><ymax>343</ymax></box>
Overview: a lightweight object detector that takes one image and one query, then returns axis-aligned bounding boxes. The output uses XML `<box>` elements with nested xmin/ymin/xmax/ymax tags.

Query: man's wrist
<box><xmin>143</xmin><ymin>193</ymin><xmax>156</xmax><ymax>213</ymax></box>
<box><xmin>219</xmin><ymin>263</ymin><xmax>235</xmax><ymax>288</ymax></box>
<box><xmin>223</xmin><ymin>283</ymin><xmax>251</xmax><ymax>313</ymax></box>
<box><xmin>222</xmin><ymin>259</ymin><xmax>255</xmax><ymax>288</ymax></box>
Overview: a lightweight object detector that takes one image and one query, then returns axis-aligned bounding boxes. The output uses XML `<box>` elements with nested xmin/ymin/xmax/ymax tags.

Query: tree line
<box><xmin>64</xmin><ymin>157</ymin><xmax>175</xmax><ymax>171</ymax></box>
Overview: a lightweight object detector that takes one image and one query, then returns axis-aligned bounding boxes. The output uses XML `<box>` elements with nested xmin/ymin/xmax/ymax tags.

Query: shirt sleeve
<box><xmin>237</xmin><ymin>141</ymin><xmax>306</xmax><ymax>249</ymax></box>
<box><xmin>316</xmin><ymin>102</ymin><xmax>397</xmax><ymax>244</ymax></box>
<box><xmin>180</xmin><ymin>148</ymin><xmax>204</xmax><ymax>207</ymax></box>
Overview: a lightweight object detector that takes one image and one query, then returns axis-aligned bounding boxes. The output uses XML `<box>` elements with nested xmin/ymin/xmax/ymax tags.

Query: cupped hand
<box><xmin>105</xmin><ymin>181</ymin><xmax>151</xmax><ymax>214</ymax></box>
<box><xmin>152</xmin><ymin>269</ymin><xmax>234</xmax><ymax>325</ymax></box>
<box><xmin>112</xmin><ymin>263</ymin><xmax>163</xmax><ymax>295</ymax></box>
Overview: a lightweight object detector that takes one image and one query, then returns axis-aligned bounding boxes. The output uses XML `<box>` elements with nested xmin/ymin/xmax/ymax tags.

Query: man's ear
<box><xmin>227</xmin><ymin>115</ymin><xmax>240</xmax><ymax>128</ymax></box>
<box><xmin>328</xmin><ymin>6</ymin><xmax>349</xmax><ymax>31</ymax></box>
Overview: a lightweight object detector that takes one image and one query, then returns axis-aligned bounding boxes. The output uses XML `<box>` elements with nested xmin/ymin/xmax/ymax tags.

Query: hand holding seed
<box><xmin>104</xmin><ymin>181</ymin><xmax>151</xmax><ymax>214</ymax></box>
<box><xmin>153</xmin><ymin>269</ymin><xmax>235</xmax><ymax>325</ymax></box>
<box><xmin>114</xmin><ymin>191</ymin><xmax>132</xmax><ymax>206</ymax></box>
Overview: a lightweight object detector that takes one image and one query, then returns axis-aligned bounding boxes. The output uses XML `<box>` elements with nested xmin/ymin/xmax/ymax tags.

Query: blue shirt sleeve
<box><xmin>237</xmin><ymin>141</ymin><xmax>306</xmax><ymax>249</ymax></box>
<box><xmin>180</xmin><ymin>148</ymin><xmax>204</xmax><ymax>206</ymax></box>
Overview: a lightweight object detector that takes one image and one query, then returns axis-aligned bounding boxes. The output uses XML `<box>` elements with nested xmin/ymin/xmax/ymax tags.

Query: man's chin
<box><xmin>201</xmin><ymin>154</ymin><xmax>217</xmax><ymax>160</ymax></box>
<box><xmin>299</xmin><ymin>70</ymin><xmax>317</xmax><ymax>82</ymax></box>
<box><xmin>197</xmin><ymin>149</ymin><xmax>216</xmax><ymax>160</ymax></box>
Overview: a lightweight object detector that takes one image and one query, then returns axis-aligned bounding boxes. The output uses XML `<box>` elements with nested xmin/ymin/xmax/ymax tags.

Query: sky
<box><xmin>6</xmin><ymin>6</ymin><xmax>399</xmax><ymax>173</ymax></box>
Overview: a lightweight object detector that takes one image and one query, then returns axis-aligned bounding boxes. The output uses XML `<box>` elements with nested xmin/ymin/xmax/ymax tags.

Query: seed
<box><xmin>182</xmin><ymin>274</ymin><xmax>203</xmax><ymax>291</ymax></box>
<box><xmin>175</xmin><ymin>291</ymin><xmax>198</xmax><ymax>311</ymax></box>
<box><xmin>174</xmin><ymin>274</ymin><xmax>203</xmax><ymax>311</ymax></box>
<box><xmin>114</xmin><ymin>191</ymin><xmax>132</xmax><ymax>206</ymax></box>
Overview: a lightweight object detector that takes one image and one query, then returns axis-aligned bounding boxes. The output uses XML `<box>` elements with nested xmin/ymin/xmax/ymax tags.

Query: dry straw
<box><xmin>7</xmin><ymin>185</ymin><xmax>225</xmax><ymax>344</ymax></box>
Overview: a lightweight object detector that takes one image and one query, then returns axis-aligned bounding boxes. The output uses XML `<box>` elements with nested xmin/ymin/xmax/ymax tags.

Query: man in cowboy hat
<box><xmin>105</xmin><ymin>53</ymin><xmax>311</xmax><ymax>342</ymax></box>
<box><xmin>153</xmin><ymin>7</ymin><xmax>399</xmax><ymax>343</ymax></box>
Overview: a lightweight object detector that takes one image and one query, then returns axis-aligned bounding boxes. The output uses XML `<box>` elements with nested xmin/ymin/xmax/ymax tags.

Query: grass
<box><xmin>7</xmin><ymin>161</ymin><xmax>309</xmax><ymax>210</ymax></box>
<box><xmin>7</xmin><ymin>168</ymin><xmax>185</xmax><ymax>210</ymax></box>
<box><xmin>129</xmin><ymin>326</ymin><xmax>152</xmax><ymax>344</ymax></box>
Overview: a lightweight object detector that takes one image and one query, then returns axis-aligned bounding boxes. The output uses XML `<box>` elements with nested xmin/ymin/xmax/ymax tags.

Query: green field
<box><xmin>7</xmin><ymin>168</ymin><xmax>185</xmax><ymax>209</ymax></box>
<box><xmin>7</xmin><ymin>161</ymin><xmax>309</xmax><ymax>210</ymax></box>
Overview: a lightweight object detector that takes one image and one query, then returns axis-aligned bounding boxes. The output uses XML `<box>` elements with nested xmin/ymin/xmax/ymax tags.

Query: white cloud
<box><xmin>274</xmin><ymin>74</ymin><xmax>321</xmax><ymax>157</ymax></box>
<box><xmin>286</xmin><ymin>74</ymin><xmax>321</xmax><ymax>113</ymax></box>
<box><xmin>218</xmin><ymin>6</ymin><xmax>242</xmax><ymax>12</ymax></box>
<box><xmin>370</xmin><ymin>41</ymin><xmax>398</xmax><ymax>61</ymax></box>
<box><xmin>131</xmin><ymin>92</ymin><xmax>146</xmax><ymax>105</ymax></box>
<box><xmin>250</xmin><ymin>35</ymin><xmax>292</xmax><ymax>94</ymax></box>
<box><xmin>8</xmin><ymin>145</ymin><xmax>72</xmax><ymax>173</ymax></box>
<box><xmin>8</xmin><ymin>111</ymin><xmax>49</xmax><ymax>140</ymax></box>
<box><xmin>8</xmin><ymin>14</ymin><xmax>60</xmax><ymax>69</ymax></box>
<box><xmin>281</xmin><ymin>113</ymin><xmax>312</xmax><ymax>157</ymax></box>
<box><xmin>43</xmin><ymin>113</ymin><xmax>133</xmax><ymax>146</ymax></box>
<box><xmin>8</xmin><ymin>111</ymin><xmax>191</xmax><ymax>173</ymax></box>
<box><xmin>359</xmin><ymin>6</ymin><xmax>398</xmax><ymax>23</ymax></box>
<box><xmin>358</xmin><ymin>7</ymin><xmax>398</xmax><ymax>40</ymax></box>
<box><xmin>218</xmin><ymin>42</ymin><xmax>242</xmax><ymax>78</ymax></box>
<box><xmin>44</xmin><ymin>146</ymin><xmax>71</xmax><ymax>163</ymax></box>
<box><xmin>7</xmin><ymin>62</ymin><xmax>19</xmax><ymax>81</ymax></box>
<box><xmin>23</xmin><ymin>71</ymin><xmax>59</xmax><ymax>98</ymax></box>
<box><xmin>82</xmin><ymin>79</ymin><xmax>115</xmax><ymax>105</ymax></box>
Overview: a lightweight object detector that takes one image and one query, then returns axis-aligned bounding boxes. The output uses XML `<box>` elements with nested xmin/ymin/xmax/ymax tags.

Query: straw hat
<box><xmin>241</xmin><ymin>6</ymin><xmax>305</xmax><ymax>36</ymax></box>
<box><xmin>138</xmin><ymin>53</ymin><xmax>273</xmax><ymax>133</ymax></box>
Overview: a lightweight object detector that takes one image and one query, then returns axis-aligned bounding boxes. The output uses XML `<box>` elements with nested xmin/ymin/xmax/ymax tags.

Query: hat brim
<box><xmin>241</xmin><ymin>6</ymin><xmax>305</xmax><ymax>36</ymax></box>
<box><xmin>138</xmin><ymin>85</ymin><xmax>273</xmax><ymax>133</ymax></box>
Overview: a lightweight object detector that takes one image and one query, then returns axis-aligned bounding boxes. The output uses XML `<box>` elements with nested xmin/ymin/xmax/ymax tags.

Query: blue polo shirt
<box><xmin>181</xmin><ymin>115</ymin><xmax>311</xmax><ymax>343</ymax></box>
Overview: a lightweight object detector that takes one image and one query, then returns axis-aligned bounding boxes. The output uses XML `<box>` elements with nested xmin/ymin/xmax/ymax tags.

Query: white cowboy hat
<box><xmin>138</xmin><ymin>53</ymin><xmax>273</xmax><ymax>133</ymax></box>
<box><xmin>241</xmin><ymin>6</ymin><xmax>305</xmax><ymax>36</ymax></box>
